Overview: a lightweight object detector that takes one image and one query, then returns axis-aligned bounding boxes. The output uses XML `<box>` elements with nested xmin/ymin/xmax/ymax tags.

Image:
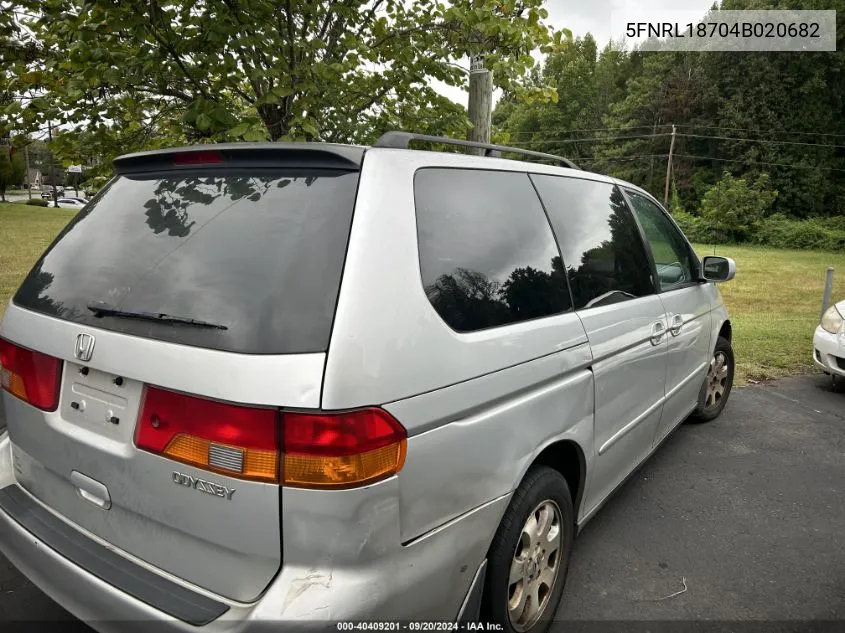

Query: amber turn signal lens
<box><xmin>163</xmin><ymin>434</ymin><xmax>279</xmax><ymax>483</ymax></box>
<box><xmin>283</xmin><ymin>440</ymin><xmax>407</xmax><ymax>489</ymax></box>
<box><xmin>282</xmin><ymin>408</ymin><xmax>408</xmax><ymax>489</ymax></box>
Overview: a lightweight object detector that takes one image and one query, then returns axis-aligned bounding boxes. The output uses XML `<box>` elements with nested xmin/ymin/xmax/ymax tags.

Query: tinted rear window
<box><xmin>14</xmin><ymin>169</ymin><xmax>359</xmax><ymax>354</ymax></box>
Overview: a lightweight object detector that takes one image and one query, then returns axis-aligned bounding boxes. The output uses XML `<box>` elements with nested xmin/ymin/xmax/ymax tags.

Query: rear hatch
<box><xmin>0</xmin><ymin>144</ymin><xmax>362</xmax><ymax>602</ymax></box>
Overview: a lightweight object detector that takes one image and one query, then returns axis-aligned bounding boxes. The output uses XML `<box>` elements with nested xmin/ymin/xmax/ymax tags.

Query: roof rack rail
<box><xmin>373</xmin><ymin>131</ymin><xmax>580</xmax><ymax>170</ymax></box>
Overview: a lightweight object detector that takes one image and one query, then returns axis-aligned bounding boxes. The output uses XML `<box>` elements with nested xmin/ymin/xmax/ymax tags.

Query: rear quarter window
<box><xmin>14</xmin><ymin>169</ymin><xmax>359</xmax><ymax>354</ymax></box>
<box><xmin>414</xmin><ymin>168</ymin><xmax>571</xmax><ymax>332</ymax></box>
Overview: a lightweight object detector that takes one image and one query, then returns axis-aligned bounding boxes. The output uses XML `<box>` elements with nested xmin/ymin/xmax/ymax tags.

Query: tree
<box><xmin>699</xmin><ymin>171</ymin><xmax>778</xmax><ymax>243</ymax></box>
<box><xmin>493</xmin><ymin>0</ymin><xmax>845</xmax><ymax>224</ymax></box>
<box><xmin>8</xmin><ymin>0</ymin><xmax>563</xmax><ymax>146</ymax></box>
<box><xmin>493</xmin><ymin>36</ymin><xmax>632</xmax><ymax>165</ymax></box>
<box><xmin>0</xmin><ymin>147</ymin><xmax>26</xmax><ymax>201</ymax></box>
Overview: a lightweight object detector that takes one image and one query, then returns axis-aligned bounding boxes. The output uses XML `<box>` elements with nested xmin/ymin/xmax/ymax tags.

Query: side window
<box><xmin>530</xmin><ymin>174</ymin><xmax>655</xmax><ymax>310</ymax></box>
<box><xmin>414</xmin><ymin>168</ymin><xmax>571</xmax><ymax>333</ymax></box>
<box><xmin>625</xmin><ymin>190</ymin><xmax>696</xmax><ymax>291</ymax></box>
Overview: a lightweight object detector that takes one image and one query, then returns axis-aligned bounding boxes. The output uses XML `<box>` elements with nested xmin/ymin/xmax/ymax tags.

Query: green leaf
<box><xmin>271</xmin><ymin>85</ymin><xmax>293</xmax><ymax>99</ymax></box>
<box><xmin>243</xmin><ymin>128</ymin><xmax>268</xmax><ymax>142</ymax></box>
<box><xmin>228</xmin><ymin>122</ymin><xmax>251</xmax><ymax>137</ymax></box>
<box><xmin>195</xmin><ymin>113</ymin><xmax>212</xmax><ymax>131</ymax></box>
<box><xmin>301</xmin><ymin>121</ymin><xmax>320</xmax><ymax>138</ymax></box>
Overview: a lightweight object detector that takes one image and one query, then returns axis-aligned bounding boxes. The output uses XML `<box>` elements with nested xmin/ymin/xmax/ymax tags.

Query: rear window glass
<box><xmin>14</xmin><ymin>169</ymin><xmax>359</xmax><ymax>354</ymax></box>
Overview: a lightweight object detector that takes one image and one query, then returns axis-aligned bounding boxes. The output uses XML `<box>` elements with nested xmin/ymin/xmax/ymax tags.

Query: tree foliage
<box><xmin>494</xmin><ymin>0</ymin><xmax>845</xmax><ymax>224</ymax></box>
<box><xmin>6</xmin><ymin>0</ymin><xmax>563</xmax><ymax>152</ymax></box>
<box><xmin>699</xmin><ymin>171</ymin><xmax>778</xmax><ymax>242</ymax></box>
<box><xmin>0</xmin><ymin>148</ymin><xmax>26</xmax><ymax>201</ymax></box>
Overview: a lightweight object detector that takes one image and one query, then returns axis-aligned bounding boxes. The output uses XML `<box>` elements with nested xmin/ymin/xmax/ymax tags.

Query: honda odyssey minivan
<box><xmin>0</xmin><ymin>132</ymin><xmax>736</xmax><ymax>633</ymax></box>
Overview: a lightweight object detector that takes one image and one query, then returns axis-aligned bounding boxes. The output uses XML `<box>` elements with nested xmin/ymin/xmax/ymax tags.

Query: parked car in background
<box><xmin>814</xmin><ymin>298</ymin><xmax>845</xmax><ymax>391</ymax></box>
<box><xmin>48</xmin><ymin>198</ymin><xmax>88</xmax><ymax>209</ymax></box>
<box><xmin>40</xmin><ymin>187</ymin><xmax>65</xmax><ymax>199</ymax></box>
<box><xmin>0</xmin><ymin>134</ymin><xmax>737</xmax><ymax>633</ymax></box>
<box><xmin>64</xmin><ymin>197</ymin><xmax>89</xmax><ymax>205</ymax></box>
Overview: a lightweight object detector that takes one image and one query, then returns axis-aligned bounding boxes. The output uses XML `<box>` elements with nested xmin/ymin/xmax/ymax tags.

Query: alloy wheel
<box><xmin>705</xmin><ymin>350</ymin><xmax>729</xmax><ymax>410</ymax></box>
<box><xmin>507</xmin><ymin>500</ymin><xmax>562</xmax><ymax>631</ymax></box>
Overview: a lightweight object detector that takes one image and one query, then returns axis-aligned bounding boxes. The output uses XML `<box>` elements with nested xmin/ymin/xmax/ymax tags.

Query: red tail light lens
<box><xmin>134</xmin><ymin>386</ymin><xmax>407</xmax><ymax>488</ymax></box>
<box><xmin>135</xmin><ymin>386</ymin><xmax>279</xmax><ymax>483</ymax></box>
<box><xmin>0</xmin><ymin>338</ymin><xmax>61</xmax><ymax>411</ymax></box>
<box><xmin>282</xmin><ymin>409</ymin><xmax>407</xmax><ymax>489</ymax></box>
<box><xmin>172</xmin><ymin>150</ymin><xmax>224</xmax><ymax>166</ymax></box>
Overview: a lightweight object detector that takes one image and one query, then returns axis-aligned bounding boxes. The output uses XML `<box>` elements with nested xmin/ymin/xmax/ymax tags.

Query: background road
<box><xmin>0</xmin><ymin>375</ymin><xmax>843</xmax><ymax>630</ymax></box>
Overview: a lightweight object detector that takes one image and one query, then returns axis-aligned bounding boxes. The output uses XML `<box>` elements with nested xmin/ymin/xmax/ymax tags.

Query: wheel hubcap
<box><xmin>705</xmin><ymin>351</ymin><xmax>729</xmax><ymax>409</ymax></box>
<box><xmin>508</xmin><ymin>500</ymin><xmax>562</xmax><ymax>632</ymax></box>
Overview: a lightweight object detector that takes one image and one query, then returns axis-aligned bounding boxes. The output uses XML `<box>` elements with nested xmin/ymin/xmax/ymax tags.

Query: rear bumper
<box><xmin>813</xmin><ymin>326</ymin><xmax>845</xmax><ymax>377</ymax></box>
<box><xmin>0</xmin><ymin>433</ymin><xmax>504</xmax><ymax>631</ymax></box>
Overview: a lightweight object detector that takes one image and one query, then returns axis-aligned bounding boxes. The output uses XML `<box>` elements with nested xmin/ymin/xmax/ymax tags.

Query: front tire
<box><xmin>481</xmin><ymin>466</ymin><xmax>575</xmax><ymax>633</ymax></box>
<box><xmin>690</xmin><ymin>335</ymin><xmax>735</xmax><ymax>423</ymax></box>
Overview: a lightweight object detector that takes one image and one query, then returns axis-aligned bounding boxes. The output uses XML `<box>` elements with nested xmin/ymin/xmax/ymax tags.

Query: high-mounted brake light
<box><xmin>134</xmin><ymin>387</ymin><xmax>407</xmax><ymax>488</ymax></box>
<box><xmin>135</xmin><ymin>387</ymin><xmax>279</xmax><ymax>483</ymax></box>
<box><xmin>0</xmin><ymin>338</ymin><xmax>62</xmax><ymax>411</ymax></box>
<box><xmin>172</xmin><ymin>150</ymin><xmax>224</xmax><ymax>166</ymax></box>
<box><xmin>282</xmin><ymin>409</ymin><xmax>407</xmax><ymax>489</ymax></box>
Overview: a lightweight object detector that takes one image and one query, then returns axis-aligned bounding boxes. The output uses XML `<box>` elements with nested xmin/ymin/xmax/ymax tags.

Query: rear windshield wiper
<box><xmin>87</xmin><ymin>302</ymin><xmax>228</xmax><ymax>330</ymax></box>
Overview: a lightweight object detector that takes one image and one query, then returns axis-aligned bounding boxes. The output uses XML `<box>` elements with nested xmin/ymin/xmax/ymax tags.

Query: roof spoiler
<box><xmin>113</xmin><ymin>143</ymin><xmax>365</xmax><ymax>174</ymax></box>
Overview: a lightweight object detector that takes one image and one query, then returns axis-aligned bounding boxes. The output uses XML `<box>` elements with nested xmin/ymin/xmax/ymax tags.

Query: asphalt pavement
<box><xmin>0</xmin><ymin>375</ymin><xmax>843</xmax><ymax>632</ymax></box>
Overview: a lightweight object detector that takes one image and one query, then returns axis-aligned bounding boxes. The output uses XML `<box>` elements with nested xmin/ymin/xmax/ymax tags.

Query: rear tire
<box><xmin>481</xmin><ymin>466</ymin><xmax>574</xmax><ymax>633</ymax></box>
<box><xmin>689</xmin><ymin>335</ymin><xmax>735</xmax><ymax>423</ymax></box>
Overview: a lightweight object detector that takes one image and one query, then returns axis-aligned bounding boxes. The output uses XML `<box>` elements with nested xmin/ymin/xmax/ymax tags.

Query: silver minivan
<box><xmin>0</xmin><ymin>133</ymin><xmax>735</xmax><ymax>633</ymax></box>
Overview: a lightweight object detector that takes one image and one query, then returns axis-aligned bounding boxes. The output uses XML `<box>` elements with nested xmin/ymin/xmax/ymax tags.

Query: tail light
<box><xmin>0</xmin><ymin>338</ymin><xmax>62</xmax><ymax>411</ymax></box>
<box><xmin>135</xmin><ymin>387</ymin><xmax>279</xmax><ymax>483</ymax></box>
<box><xmin>283</xmin><ymin>409</ymin><xmax>407</xmax><ymax>489</ymax></box>
<box><xmin>135</xmin><ymin>387</ymin><xmax>407</xmax><ymax>488</ymax></box>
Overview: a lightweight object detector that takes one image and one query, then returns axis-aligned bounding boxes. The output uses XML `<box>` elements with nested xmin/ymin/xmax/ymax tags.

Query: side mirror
<box><xmin>701</xmin><ymin>256</ymin><xmax>736</xmax><ymax>283</ymax></box>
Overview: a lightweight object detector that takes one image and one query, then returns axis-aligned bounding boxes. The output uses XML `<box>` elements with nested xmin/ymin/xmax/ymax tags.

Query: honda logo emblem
<box><xmin>74</xmin><ymin>333</ymin><xmax>96</xmax><ymax>362</ymax></box>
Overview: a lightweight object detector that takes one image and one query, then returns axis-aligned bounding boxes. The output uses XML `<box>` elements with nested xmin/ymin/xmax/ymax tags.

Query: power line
<box><xmin>675</xmin><ymin>124</ymin><xmax>845</xmax><ymax>139</ymax></box>
<box><xmin>503</xmin><ymin>124</ymin><xmax>672</xmax><ymax>138</ymax></box>
<box><xmin>569</xmin><ymin>151</ymin><xmax>845</xmax><ymax>173</ymax></box>
<box><xmin>676</xmin><ymin>133</ymin><xmax>845</xmax><ymax>150</ymax></box>
<box><xmin>508</xmin><ymin>133</ymin><xmax>671</xmax><ymax>145</ymax></box>
<box><xmin>505</xmin><ymin>124</ymin><xmax>845</xmax><ymax>142</ymax></box>
<box><xmin>577</xmin><ymin>154</ymin><xmax>668</xmax><ymax>162</ymax></box>
<box><xmin>673</xmin><ymin>153</ymin><xmax>845</xmax><ymax>173</ymax></box>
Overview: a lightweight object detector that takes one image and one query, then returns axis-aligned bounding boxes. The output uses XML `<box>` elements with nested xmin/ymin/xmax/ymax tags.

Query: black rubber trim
<box><xmin>0</xmin><ymin>485</ymin><xmax>229</xmax><ymax>625</ymax></box>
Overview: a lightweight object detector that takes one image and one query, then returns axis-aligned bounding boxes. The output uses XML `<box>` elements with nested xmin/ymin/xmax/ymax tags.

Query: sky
<box><xmin>434</xmin><ymin>0</ymin><xmax>716</xmax><ymax>106</ymax></box>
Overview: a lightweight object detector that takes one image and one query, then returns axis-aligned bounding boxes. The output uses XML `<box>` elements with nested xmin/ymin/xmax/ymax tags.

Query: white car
<box><xmin>814</xmin><ymin>299</ymin><xmax>845</xmax><ymax>389</ymax></box>
<box><xmin>48</xmin><ymin>198</ymin><xmax>88</xmax><ymax>209</ymax></box>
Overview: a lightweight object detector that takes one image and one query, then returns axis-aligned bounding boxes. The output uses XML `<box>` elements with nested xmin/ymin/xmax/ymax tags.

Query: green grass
<box><xmin>1</xmin><ymin>201</ymin><xmax>843</xmax><ymax>384</ymax></box>
<box><xmin>0</xmin><ymin>202</ymin><xmax>77</xmax><ymax>321</ymax></box>
<box><xmin>694</xmin><ymin>243</ymin><xmax>845</xmax><ymax>384</ymax></box>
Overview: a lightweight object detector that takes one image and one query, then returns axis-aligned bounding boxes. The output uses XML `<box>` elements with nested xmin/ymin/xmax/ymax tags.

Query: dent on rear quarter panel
<box><xmin>384</xmin><ymin>343</ymin><xmax>595</xmax><ymax>544</ymax></box>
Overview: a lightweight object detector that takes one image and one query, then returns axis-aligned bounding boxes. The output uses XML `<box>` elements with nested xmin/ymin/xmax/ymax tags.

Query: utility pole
<box><xmin>467</xmin><ymin>53</ymin><xmax>493</xmax><ymax>155</ymax></box>
<box><xmin>48</xmin><ymin>120</ymin><xmax>57</xmax><ymax>206</ymax></box>
<box><xmin>24</xmin><ymin>143</ymin><xmax>31</xmax><ymax>200</ymax></box>
<box><xmin>663</xmin><ymin>123</ymin><xmax>676</xmax><ymax>206</ymax></box>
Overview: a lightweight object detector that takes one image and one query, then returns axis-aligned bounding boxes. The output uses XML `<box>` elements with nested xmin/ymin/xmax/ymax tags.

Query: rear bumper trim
<box><xmin>0</xmin><ymin>484</ymin><xmax>229</xmax><ymax>626</ymax></box>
